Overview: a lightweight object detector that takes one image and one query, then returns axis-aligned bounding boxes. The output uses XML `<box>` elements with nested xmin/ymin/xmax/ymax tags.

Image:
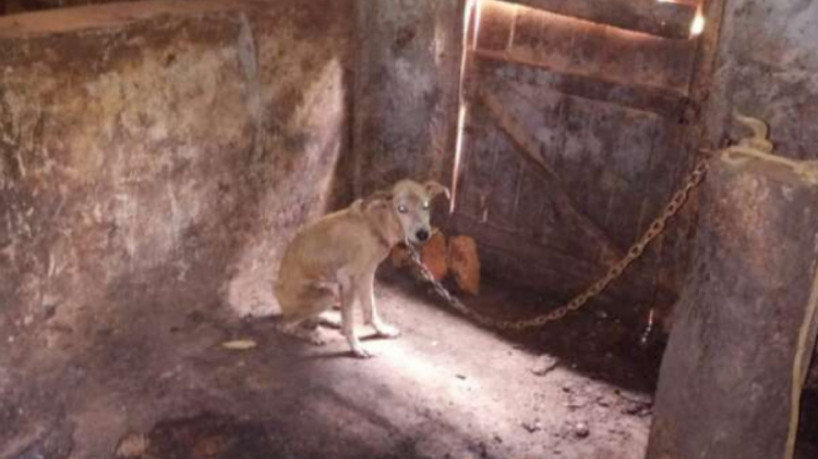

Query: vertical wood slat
<box><xmin>476</xmin><ymin>88</ymin><xmax>624</xmax><ymax>265</ymax></box>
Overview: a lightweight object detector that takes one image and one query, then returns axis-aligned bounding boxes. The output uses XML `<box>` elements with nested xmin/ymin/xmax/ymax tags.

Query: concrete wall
<box><xmin>697</xmin><ymin>0</ymin><xmax>818</xmax><ymax>391</ymax></box>
<box><xmin>352</xmin><ymin>0</ymin><xmax>463</xmax><ymax>195</ymax></box>
<box><xmin>0</xmin><ymin>0</ymin><xmax>354</xmax><ymax>359</ymax></box>
<box><xmin>702</xmin><ymin>0</ymin><xmax>818</xmax><ymax>158</ymax></box>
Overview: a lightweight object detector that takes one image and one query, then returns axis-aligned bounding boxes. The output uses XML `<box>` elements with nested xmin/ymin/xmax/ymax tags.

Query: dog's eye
<box><xmin>397</xmin><ymin>205</ymin><xmax>408</xmax><ymax>214</ymax></box>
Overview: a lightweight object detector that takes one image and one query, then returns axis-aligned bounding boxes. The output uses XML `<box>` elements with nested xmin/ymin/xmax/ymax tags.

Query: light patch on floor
<box><xmin>2</xmin><ymin>277</ymin><xmax>653</xmax><ymax>458</ymax></box>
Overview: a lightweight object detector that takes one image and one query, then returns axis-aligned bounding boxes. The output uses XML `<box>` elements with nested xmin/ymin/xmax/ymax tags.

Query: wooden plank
<box><xmin>0</xmin><ymin>0</ymin><xmax>266</xmax><ymax>38</ymax></box>
<box><xmin>459</xmin><ymin>107</ymin><xmax>503</xmax><ymax>222</ymax></box>
<box><xmin>472</xmin><ymin>50</ymin><xmax>689</xmax><ymax>118</ymax></box>
<box><xmin>475</xmin><ymin>87</ymin><xmax>624</xmax><ymax>266</ymax></box>
<box><xmin>448</xmin><ymin>212</ymin><xmax>667</xmax><ymax>308</ymax></box>
<box><xmin>686</xmin><ymin>0</ymin><xmax>728</xmax><ymax>145</ymax></box>
<box><xmin>487</xmin><ymin>142</ymin><xmax>520</xmax><ymax>225</ymax></box>
<box><xmin>511</xmin><ymin>0</ymin><xmax>697</xmax><ymax>40</ymax></box>
<box><xmin>475</xmin><ymin>0</ymin><xmax>515</xmax><ymax>51</ymax></box>
<box><xmin>485</xmin><ymin>4</ymin><xmax>696</xmax><ymax>92</ymax></box>
<box><xmin>602</xmin><ymin>107</ymin><xmax>659</xmax><ymax>248</ymax></box>
<box><xmin>450</xmin><ymin>212</ymin><xmax>607</xmax><ymax>291</ymax></box>
<box><xmin>509</xmin><ymin>3</ymin><xmax>575</xmax><ymax>70</ymax></box>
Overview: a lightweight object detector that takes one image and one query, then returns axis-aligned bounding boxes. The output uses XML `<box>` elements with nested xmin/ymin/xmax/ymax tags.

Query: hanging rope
<box><xmin>722</xmin><ymin>113</ymin><xmax>818</xmax><ymax>185</ymax></box>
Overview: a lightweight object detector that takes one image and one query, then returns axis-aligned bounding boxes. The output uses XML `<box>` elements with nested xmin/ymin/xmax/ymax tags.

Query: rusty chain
<box><xmin>406</xmin><ymin>157</ymin><xmax>711</xmax><ymax>330</ymax></box>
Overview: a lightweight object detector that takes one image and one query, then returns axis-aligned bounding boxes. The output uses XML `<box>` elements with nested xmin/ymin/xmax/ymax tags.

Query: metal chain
<box><xmin>406</xmin><ymin>157</ymin><xmax>711</xmax><ymax>330</ymax></box>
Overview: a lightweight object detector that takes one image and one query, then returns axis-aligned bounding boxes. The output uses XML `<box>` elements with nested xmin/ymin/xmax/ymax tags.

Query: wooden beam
<box><xmin>475</xmin><ymin>87</ymin><xmax>624</xmax><ymax>266</ymax></box>
<box><xmin>0</xmin><ymin>0</ymin><xmax>267</xmax><ymax>38</ymax></box>
<box><xmin>472</xmin><ymin>48</ymin><xmax>690</xmax><ymax>118</ymax></box>
<box><xmin>510</xmin><ymin>0</ymin><xmax>697</xmax><ymax>40</ymax></box>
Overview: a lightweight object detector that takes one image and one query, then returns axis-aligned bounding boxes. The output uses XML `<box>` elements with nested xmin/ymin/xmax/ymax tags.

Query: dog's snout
<box><xmin>416</xmin><ymin>229</ymin><xmax>430</xmax><ymax>242</ymax></box>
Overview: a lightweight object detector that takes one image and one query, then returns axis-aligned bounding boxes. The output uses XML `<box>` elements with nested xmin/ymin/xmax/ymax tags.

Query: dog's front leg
<box><xmin>339</xmin><ymin>275</ymin><xmax>372</xmax><ymax>359</ymax></box>
<box><xmin>359</xmin><ymin>270</ymin><xmax>400</xmax><ymax>339</ymax></box>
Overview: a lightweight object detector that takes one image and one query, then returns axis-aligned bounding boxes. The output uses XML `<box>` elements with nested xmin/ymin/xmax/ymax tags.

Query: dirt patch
<box><xmin>116</xmin><ymin>412</ymin><xmax>277</xmax><ymax>459</ymax></box>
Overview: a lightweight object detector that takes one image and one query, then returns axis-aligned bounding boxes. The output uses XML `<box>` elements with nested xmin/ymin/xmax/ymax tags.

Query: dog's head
<box><xmin>364</xmin><ymin>179</ymin><xmax>450</xmax><ymax>246</ymax></box>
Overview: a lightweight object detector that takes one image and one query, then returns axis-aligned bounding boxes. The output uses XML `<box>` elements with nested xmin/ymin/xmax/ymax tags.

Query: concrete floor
<box><xmin>3</xmin><ymin>269</ymin><xmax>662</xmax><ymax>458</ymax></box>
<box><xmin>4</xmin><ymin>267</ymin><xmax>817</xmax><ymax>458</ymax></box>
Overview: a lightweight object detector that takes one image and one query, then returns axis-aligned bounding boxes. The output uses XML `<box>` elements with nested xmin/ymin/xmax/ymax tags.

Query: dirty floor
<box><xmin>2</xmin><ymin>263</ymin><xmax>758</xmax><ymax>459</ymax></box>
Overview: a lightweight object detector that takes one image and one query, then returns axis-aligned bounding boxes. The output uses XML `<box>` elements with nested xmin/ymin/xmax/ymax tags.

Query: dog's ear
<box><xmin>424</xmin><ymin>180</ymin><xmax>451</xmax><ymax>201</ymax></box>
<box><xmin>363</xmin><ymin>190</ymin><xmax>393</xmax><ymax>211</ymax></box>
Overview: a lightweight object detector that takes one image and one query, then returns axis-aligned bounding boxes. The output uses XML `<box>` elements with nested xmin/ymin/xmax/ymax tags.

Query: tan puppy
<box><xmin>274</xmin><ymin>179</ymin><xmax>450</xmax><ymax>358</ymax></box>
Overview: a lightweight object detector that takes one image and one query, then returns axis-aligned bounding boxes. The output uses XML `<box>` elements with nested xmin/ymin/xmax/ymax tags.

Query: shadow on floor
<box><xmin>4</xmin><ymin>260</ymin><xmax>663</xmax><ymax>459</ymax></box>
<box><xmin>377</xmin><ymin>267</ymin><xmax>665</xmax><ymax>394</ymax></box>
<box><xmin>798</xmin><ymin>389</ymin><xmax>818</xmax><ymax>459</ymax></box>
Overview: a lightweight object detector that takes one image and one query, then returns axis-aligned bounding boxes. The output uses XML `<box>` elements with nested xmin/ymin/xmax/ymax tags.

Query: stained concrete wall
<box><xmin>352</xmin><ymin>0</ymin><xmax>463</xmax><ymax>195</ymax></box>
<box><xmin>703</xmin><ymin>0</ymin><xmax>818</xmax><ymax>158</ymax></box>
<box><xmin>695</xmin><ymin>0</ymin><xmax>818</xmax><ymax>393</ymax></box>
<box><xmin>0</xmin><ymin>0</ymin><xmax>354</xmax><ymax>362</ymax></box>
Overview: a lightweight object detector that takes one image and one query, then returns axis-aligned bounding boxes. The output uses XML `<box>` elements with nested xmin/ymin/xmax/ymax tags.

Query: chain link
<box><xmin>406</xmin><ymin>157</ymin><xmax>711</xmax><ymax>330</ymax></box>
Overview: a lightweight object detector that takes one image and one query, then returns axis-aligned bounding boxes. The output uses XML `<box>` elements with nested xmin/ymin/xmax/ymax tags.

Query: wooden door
<box><xmin>450</xmin><ymin>0</ymin><xmax>703</xmax><ymax>306</ymax></box>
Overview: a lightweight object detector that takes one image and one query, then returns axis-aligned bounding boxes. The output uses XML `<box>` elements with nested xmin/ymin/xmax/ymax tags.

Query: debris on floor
<box><xmin>530</xmin><ymin>354</ymin><xmax>560</xmax><ymax>376</ymax></box>
<box><xmin>115</xmin><ymin>433</ymin><xmax>149</xmax><ymax>458</ymax></box>
<box><xmin>522</xmin><ymin>419</ymin><xmax>543</xmax><ymax>433</ymax></box>
<box><xmin>220</xmin><ymin>339</ymin><xmax>258</xmax><ymax>350</ymax></box>
<box><xmin>117</xmin><ymin>413</ymin><xmax>277</xmax><ymax>459</ymax></box>
<box><xmin>574</xmin><ymin>422</ymin><xmax>591</xmax><ymax>438</ymax></box>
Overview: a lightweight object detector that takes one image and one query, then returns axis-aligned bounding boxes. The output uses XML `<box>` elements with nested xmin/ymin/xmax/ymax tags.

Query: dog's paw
<box><xmin>307</xmin><ymin>331</ymin><xmax>327</xmax><ymax>346</ymax></box>
<box><xmin>317</xmin><ymin>312</ymin><xmax>342</xmax><ymax>329</ymax></box>
<box><xmin>350</xmin><ymin>346</ymin><xmax>374</xmax><ymax>359</ymax></box>
<box><xmin>374</xmin><ymin>323</ymin><xmax>401</xmax><ymax>339</ymax></box>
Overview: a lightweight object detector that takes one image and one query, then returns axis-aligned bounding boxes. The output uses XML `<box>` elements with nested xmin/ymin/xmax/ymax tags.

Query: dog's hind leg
<box><xmin>274</xmin><ymin>316</ymin><xmax>326</xmax><ymax>346</ymax></box>
<box><xmin>304</xmin><ymin>281</ymin><xmax>342</xmax><ymax>328</ymax></box>
<box><xmin>274</xmin><ymin>284</ymin><xmax>337</xmax><ymax>346</ymax></box>
<box><xmin>317</xmin><ymin>311</ymin><xmax>342</xmax><ymax>329</ymax></box>
<box><xmin>359</xmin><ymin>269</ymin><xmax>400</xmax><ymax>338</ymax></box>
